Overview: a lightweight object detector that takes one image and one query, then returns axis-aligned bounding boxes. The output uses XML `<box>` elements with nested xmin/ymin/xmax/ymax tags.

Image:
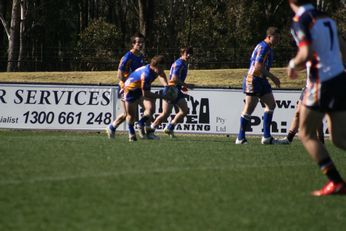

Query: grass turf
<box><xmin>0</xmin><ymin>68</ymin><xmax>306</xmax><ymax>89</ymax></box>
<box><xmin>1</xmin><ymin>130</ymin><xmax>346</xmax><ymax>231</ymax></box>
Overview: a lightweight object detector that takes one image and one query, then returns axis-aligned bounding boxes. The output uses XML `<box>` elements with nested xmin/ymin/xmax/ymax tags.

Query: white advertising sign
<box><xmin>0</xmin><ymin>84</ymin><xmax>115</xmax><ymax>130</ymax></box>
<box><xmin>133</xmin><ymin>87</ymin><xmax>301</xmax><ymax>135</ymax></box>
<box><xmin>1</xmin><ymin>83</ymin><xmax>303</xmax><ymax>135</ymax></box>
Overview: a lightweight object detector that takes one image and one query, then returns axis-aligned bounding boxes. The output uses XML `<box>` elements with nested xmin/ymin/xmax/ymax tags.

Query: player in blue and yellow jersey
<box><xmin>124</xmin><ymin>55</ymin><xmax>168</xmax><ymax>141</ymax></box>
<box><xmin>236</xmin><ymin>27</ymin><xmax>287</xmax><ymax>145</ymax></box>
<box><xmin>148</xmin><ymin>47</ymin><xmax>194</xmax><ymax>138</ymax></box>
<box><xmin>106</xmin><ymin>32</ymin><xmax>145</xmax><ymax>139</ymax></box>
<box><xmin>287</xmin><ymin>0</ymin><xmax>346</xmax><ymax>196</ymax></box>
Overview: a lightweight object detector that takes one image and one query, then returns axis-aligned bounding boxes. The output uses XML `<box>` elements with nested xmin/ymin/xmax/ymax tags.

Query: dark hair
<box><xmin>180</xmin><ymin>47</ymin><xmax>193</xmax><ymax>55</ymax></box>
<box><xmin>266</xmin><ymin>27</ymin><xmax>280</xmax><ymax>36</ymax></box>
<box><xmin>289</xmin><ymin>0</ymin><xmax>314</xmax><ymax>6</ymax></box>
<box><xmin>131</xmin><ymin>32</ymin><xmax>145</xmax><ymax>44</ymax></box>
<box><xmin>150</xmin><ymin>55</ymin><xmax>165</xmax><ymax>67</ymax></box>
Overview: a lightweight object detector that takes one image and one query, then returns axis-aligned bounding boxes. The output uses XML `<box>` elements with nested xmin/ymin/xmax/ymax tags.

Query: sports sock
<box><xmin>237</xmin><ymin>114</ymin><xmax>251</xmax><ymax>140</ymax></box>
<box><xmin>263</xmin><ymin>110</ymin><xmax>273</xmax><ymax>138</ymax></box>
<box><xmin>108</xmin><ymin>123</ymin><xmax>116</xmax><ymax>132</ymax></box>
<box><xmin>138</xmin><ymin>115</ymin><xmax>150</xmax><ymax>128</ymax></box>
<box><xmin>287</xmin><ymin>130</ymin><xmax>296</xmax><ymax>142</ymax></box>
<box><xmin>167</xmin><ymin>123</ymin><xmax>175</xmax><ymax>131</ymax></box>
<box><xmin>318</xmin><ymin>157</ymin><xmax>344</xmax><ymax>183</ymax></box>
<box><xmin>128</xmin><ymin>124</ymin><xmax>136</xmax><ymax>136</ymax></box>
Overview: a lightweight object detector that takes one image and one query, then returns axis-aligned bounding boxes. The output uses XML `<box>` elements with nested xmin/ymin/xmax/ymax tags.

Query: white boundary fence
<box><xmin>0</xmin><ymin>83</ymin><xmax>303</xmax><ymax>135</ymax></box>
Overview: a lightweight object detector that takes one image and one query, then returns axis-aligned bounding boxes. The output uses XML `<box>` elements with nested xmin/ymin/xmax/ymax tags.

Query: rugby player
<box><xmin>235</xmin><ymin>27</ymin><xmax>288</xmax><ymax>145</ymax></box>
<box><xmin>148</xmin><ymin>47</ymin><xmax>194</xmax><ymax>138</ymax></box>
<box><xmin>123</xmin><ymin>55</ymin><xmax>168</xmax><ymax>142</ymax></box>
<box><xmin>288</xmin><ymin>0</ymin><xmax>346</xmax><ymax>196</ymax></box>
<box><xmin>106</xmin><ymin>32</ymin><xmax>145</xmax><ymax>139</ymax></box>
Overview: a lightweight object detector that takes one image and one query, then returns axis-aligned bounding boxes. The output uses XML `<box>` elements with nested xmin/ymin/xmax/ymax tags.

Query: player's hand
<box><xmin>287</xmin><ymin>66</ymin><xmax>298</xmax><ymax>80</ymax></box>
<box><xmin>186</xmin><ymin>83</ymin><xmax>195</xmax><ymax>90</ymax></box>
<box><xmin>271</xmin><ymin>76</ymin><xmax>281</xmax><ymax>88</ymax></box>
<box><xmin>119</xmin><ymin>81</ymin><xmax>125</xmax><ymax>89</ymax></box>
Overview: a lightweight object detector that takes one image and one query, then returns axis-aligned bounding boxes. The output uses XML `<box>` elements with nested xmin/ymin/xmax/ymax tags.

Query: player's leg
<box><xmin>164</xmin><ymin>98</ymin><xmax>188</xmax><ymax>137</ymax></box>
<box><xmin>125</xmin><ymin>100</ymin><xmax>139</xmax><ymax>142</ymax></box>
<box><xmin>137</xmin><ymin>98</ymin><xmax>153</xmax><ymax>138</ymax></box>
<box><xmin>259</xmin><ymin>92</ymin><xmax>276</xmax><ymax>143</ymax></box>
<box><xmin>151</xmin><ymin>99</ymin><xmax>173</xmax><ymax>130</ymax></box>
<box><xmin>236</xmin><ymin>95</ymin><xmax>258</xmax><ymax>144</ymax></box>
<box><xmin>300</xmin><ymin>106</ymin><xmax>346</xmax><ymax>196</ymax></box>
<box><xmin>140</xmin><ymin>98</ymin><xmax>160</xmax><ymax>139</ymax></box>
<box><xmin>327</xmin><ymin>111</ymin><xmax>346</xmax><ymax>150</ymax></box>
<box><xmin>285</xmin><ymin>100</ymin><xmax>301</xmax><ymax>143</ymax></box>
<box><xmin>106</xmin><ymin>95</ymin><xmax>127</xmax><ymax>139</ymax></box>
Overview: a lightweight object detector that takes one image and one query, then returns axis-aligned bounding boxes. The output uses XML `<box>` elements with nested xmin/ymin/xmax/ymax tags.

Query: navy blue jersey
<box><xmin>247</xmin><ymin>41</ymin><xmax>273</xmax><ymax>79</ymax></box>
<box><xmin>118</xmin><ymin>51</ymin><xmax>145</xmax><ymax>79</ymax></box>
<box><xmin>169</xmin><ymin>58</ymin><xmax>188</xmax><ymax>88</ymax></box>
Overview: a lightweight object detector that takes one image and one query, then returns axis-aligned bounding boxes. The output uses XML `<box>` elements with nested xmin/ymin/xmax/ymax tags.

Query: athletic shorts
<box><xmin>124</xmin><ymin>89</ymin><xmax>142</xmax><ymax>102</ymax></box>
<box><xmin>242</xmin><ymin>75</ymin><xmax>272</xmax><ymax>97</ymax></box>
<box><xmin>303</xmin><ymin>71</ymin><xmax>346</xmax><ymax>112</ymax></box>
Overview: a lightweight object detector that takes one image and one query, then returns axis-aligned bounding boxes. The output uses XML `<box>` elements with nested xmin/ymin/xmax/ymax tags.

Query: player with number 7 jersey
<box><xmin>287</xmin><ymin>0</ymin><xmax>346</xmax><ymax>196</ymax></box>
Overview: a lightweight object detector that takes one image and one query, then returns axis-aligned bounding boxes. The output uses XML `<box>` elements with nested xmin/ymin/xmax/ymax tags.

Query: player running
<box><xmin>148</xmin><ymin>47</ymin><xmax>194</xmax><ymax>138</ymax></box>
<box><xmin>287</xmin><ymin>0</ymin><xmax>346</xmax><ymax>196</ymax></box>
<box><xmin>106</xmin><ymin>32</ymin><xmax>145</xmax><ymax>139</ymax></box>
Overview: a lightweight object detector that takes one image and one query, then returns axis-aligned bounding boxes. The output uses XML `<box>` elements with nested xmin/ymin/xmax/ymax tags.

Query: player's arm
<box><xmin>157</xmin><ymin>69</ymin><xmax>168</xmax><ymax>87</ymax></box>
<box><xmin>141</xmin><ymin>74</ymin><xmax>165</xmax><ymax>100</ymax></box>
<box><xmin>287</xmin><ymin>44</ymin><xmax>312</xmax><ymax>79</ymax></box>
<box><xmin>254</xmin><ymin>61</ymin><xmax>280</xmax><ymax>88</ymax></box>
<box><xmin>117</xmin><ymin>56</ymin><xmax>129</xmax><ymax>84</ymax></box>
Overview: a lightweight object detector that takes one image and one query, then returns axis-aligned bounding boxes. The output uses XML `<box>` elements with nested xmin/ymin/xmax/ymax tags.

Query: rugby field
<box><xmin>1</xmin><ymin>130</ymin><xmax>346</xmax><ymax>231</ymax></box>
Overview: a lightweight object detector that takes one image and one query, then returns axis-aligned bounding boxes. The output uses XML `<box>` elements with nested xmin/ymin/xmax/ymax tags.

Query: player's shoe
<box><xmin>163</xmin><ymin>127</ymin><xmax>175</xmax><ymax>138</ymax></box>
<box><xmin>311</xmin><ymin>181</ymin><xmax>346</xmax><ymax>196</ymax></box>
<box><xmin>235</xmin><ymin>138</ymin><xmax>248</xmax><ymax>144</ymax></box>
<box><xmin>145</xmin><ymin>128</ymin><xmax>160</xmax><ymax>140</ymax></box>
<box><xmin>278</xmin><ymin>137</ymin><xmax>291</xmax><ymax>144</ymax></box>
<box><xmin>137</xmin><ymin>125</ymin><xmax>146</xmax><ymax>139</ymax></box>
<box><xmin>128</xmin><ymin>134</ymin><xmax>137</xmax><ymax>142</ymax></box>
<box><xmin>106</xmin><ymin>125</ymin><xmax>115</xmax><ymax>139</ymax></box>
<box><xmin>261</xmin><ymin>136</ymin><xmax>289</xmax><ymax>145</ymax></box>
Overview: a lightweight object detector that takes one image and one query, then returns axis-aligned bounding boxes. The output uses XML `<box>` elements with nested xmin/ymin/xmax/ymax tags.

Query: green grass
<box><xmin>1</xmin><ymin>130</ymin><xmax>346</xmax><ymax>231</ymax></box>
<box><xmin>0</xmin><ymin>68</ymin><xmax>306</xmax><ymax>89</ymax></box>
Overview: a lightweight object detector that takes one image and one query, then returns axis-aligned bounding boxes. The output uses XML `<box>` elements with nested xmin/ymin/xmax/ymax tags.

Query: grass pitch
<box><xmin>1</xmin><ymin>130</ymin><xmax>346</xmax><ymax>231</ymax></box>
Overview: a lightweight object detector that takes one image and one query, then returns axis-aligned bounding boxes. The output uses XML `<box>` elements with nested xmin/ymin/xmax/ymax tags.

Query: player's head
<box><xmin>180</xmin><ymin>47</ymin><xmax>193</xmax><ymax>61</ymax></box>
<box><xmin>288</xmin><ymin>0</ymin><xmax>314</xmax><ymax>11</ymax></box>
<box><xmin>150</xmin><ymin>55</ymin><xmax>165</xmax><ymax>72</ymax></box>
<box><xmin>266</xmin><ymin>27</ymin><xmax>280</xmax><ymax>46</ymax></box>
<box><xmin>130</xmin><ymin>32</ymin><xmax>145</xmax><ymax>51</ymax></box>
<box><xmin>288</xmin><ymin>0</ymin><xmax>313</xmax><ymax>6</ymax></box>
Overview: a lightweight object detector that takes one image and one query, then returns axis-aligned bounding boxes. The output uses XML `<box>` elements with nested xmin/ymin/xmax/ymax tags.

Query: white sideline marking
<box><xmin>0</xmin><ymin>163</ymin><xmax>309</xmax><ymax>186</ymax></box>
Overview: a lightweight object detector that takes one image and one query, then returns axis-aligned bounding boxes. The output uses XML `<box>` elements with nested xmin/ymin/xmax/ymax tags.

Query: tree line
<box><xmin>0</xmin><ymin>0</ymin><xmax>345</xmax><ymax>72</ymax></box>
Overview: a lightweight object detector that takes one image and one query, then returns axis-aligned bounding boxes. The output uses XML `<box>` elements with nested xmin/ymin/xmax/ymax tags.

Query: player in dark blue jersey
<box><xmin>106</xmin><ymin>33</ymin><xmax>145</xmax><ymax>139</ymax></box>
<box><xmin>148</xmin><ymin>47</ymin><xmax>194</xmax><ymax>138</ymax></box>
<box><xmin>288</xmin><ymin>0</ymin><xmax>346</xmax><ymax>196</ymax></box>
<box><xmin>123</xmin><ymin>55</ymin><xmax>168</xmax><ymax>141</ymax></box>
<box><xmin>236</xmin><ymin>27</ymin><xmax>287</xmax><ymax>145</ymax></box>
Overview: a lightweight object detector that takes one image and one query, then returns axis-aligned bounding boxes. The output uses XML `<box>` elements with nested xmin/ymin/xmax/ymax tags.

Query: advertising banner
<box><xmin>130</xmin><ymin>87</ymin><xmax>301</xmax><ymax>135</ymax></box>
<box><xmin>0</xmin><ymin>83</ymin><xmax>303</xmax><ymax>135</ymax></box>
<box><xmin>0</xmin><ymin>84</ymin><xmax>115</xmax><ymax>130</ymax></box>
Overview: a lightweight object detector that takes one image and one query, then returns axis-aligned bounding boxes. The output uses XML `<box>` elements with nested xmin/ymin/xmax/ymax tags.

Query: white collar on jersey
<box><xmin>296</xmin><ymin>4</ymin><xmax>315</xmax><ymax>17</ymax></box>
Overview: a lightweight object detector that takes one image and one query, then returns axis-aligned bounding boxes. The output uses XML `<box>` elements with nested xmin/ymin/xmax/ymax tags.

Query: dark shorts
<box><xmin>124</xmin><ymin>89</ymin><xmax>142</xmax><ymax>103</ymax></box>
<box><xmin>303</xmin><ymin>72</ymin><xmax>346</xmax><ymax>112</ymax></box>
<box><xmin>242</xmin><ymin>76</ymin><xmax>272</xmax><ymax>97</ymax></box>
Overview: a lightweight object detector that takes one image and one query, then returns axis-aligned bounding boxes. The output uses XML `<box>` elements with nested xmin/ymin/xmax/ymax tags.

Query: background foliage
<box><xmin>0</xmin><ymin>0</ymin><xmax>345</xmax><ymax>71</ymax></box>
